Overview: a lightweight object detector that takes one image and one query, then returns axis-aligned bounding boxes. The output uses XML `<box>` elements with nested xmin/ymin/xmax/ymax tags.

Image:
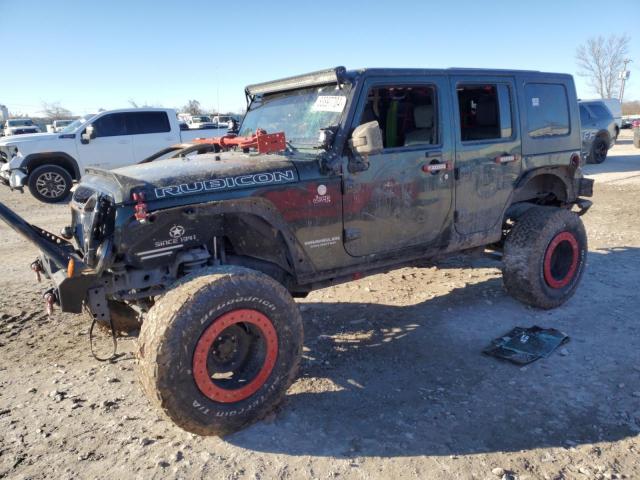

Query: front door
<box><xmin>342</xmin><ymin>76</ymin><xmax>454</xmax><ymax>257</ymax></box>
<box><xmin>450</xmin><ymin>76</ymin><xmax>521</xmax><ymax>234</ymax></box>
<box><xmin>78</xmin><ymin>112</ymin><xmax>135</xmax><ymax>170</ymax></box>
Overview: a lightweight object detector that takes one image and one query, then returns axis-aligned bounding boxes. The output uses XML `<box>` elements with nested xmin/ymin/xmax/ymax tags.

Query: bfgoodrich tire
<box><xmin>137</xmin><ymin>267</ymin><xmax>303</xmax><ymax>436</ymax></box>
<box><xmin>502</xmin><ymin>207</ymin><xmax>587</xmax><ymax>309</ymax></box>
<box><xmin>27</xmin><ymin>164</ymin><xmax>72</xmax><ymax>203</ymax></box>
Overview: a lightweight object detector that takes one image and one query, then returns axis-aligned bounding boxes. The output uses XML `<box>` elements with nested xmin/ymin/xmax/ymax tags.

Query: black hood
<box><xmin>79</xmin><ymin>151</ymin><xmax>299</xmax><ymax>204</ymax></box>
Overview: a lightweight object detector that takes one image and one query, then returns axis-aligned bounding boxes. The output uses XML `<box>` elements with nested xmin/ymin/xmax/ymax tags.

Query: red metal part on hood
<box><xmin>194</xmin><ymin>129</ymin><xmax>286</xmax><ymax>154</ymax></box>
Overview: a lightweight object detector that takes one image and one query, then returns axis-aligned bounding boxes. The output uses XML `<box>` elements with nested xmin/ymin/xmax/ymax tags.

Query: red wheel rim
<box><xmin>543</xmin><ymin>231</ymin><xmax>579</xmax><ymax>289</ymax></box>
<box><xmin>192</xmin><ymin>309</ymin><xmax>278</xmax><ymax>403</ymax></box>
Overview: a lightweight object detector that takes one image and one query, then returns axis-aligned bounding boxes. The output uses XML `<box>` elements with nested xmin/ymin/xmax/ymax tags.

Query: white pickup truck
<box><xmin>2</xmin><ymin>119</ymin><xmax>41</xmax><ymax>136</ymax></box>
<box><xmin>0</xmin><ymin>108</ymin><xmax>221</xmax><ymax>202</ymax></box>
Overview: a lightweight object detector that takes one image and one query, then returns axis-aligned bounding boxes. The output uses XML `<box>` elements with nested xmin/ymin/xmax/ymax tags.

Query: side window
<box><xmin>589</xmin><ymin>104</ymin><xmax>612</xmax><ymax>120</ymax></box>
<box><xmin>456</xmin><ymin>84</ymin><xmax>512</xmax><ymax>142</ymax></box>
<box><xmin>579</xmin><ymin>105</ymin><xmax>591</xmax><ymax>124</ymax></box>
<box><xmin>525</xmin><ymin>83</ymin><xmax>570</xmax><ymax>138</ymax></box>
<box><xmin>92</xmin><ymin>113</ymin><xmax>128</xmax><ymax>137</ymax></box>
<box><xmin>357</xmin><ymin>85</ymin><xmax>438</xmax><ymax>149</ymax></box>
<box><xmin>128</xmin><ymin>112</ymin><xmax>171</xmax><ymax>135</ymax></box>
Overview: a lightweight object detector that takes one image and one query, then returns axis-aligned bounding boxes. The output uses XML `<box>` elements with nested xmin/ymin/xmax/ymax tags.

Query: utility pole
<box><xmin>619</xmin><ymin>58</ymin><xmax>632</xmax><ymax>103</ymax></box>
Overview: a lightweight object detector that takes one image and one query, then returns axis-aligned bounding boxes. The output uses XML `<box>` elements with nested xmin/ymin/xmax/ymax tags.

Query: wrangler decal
<box><xmin>154</xmin><ymin>169</ymin><xmax>296</xmax><ymax>198</ymax></box>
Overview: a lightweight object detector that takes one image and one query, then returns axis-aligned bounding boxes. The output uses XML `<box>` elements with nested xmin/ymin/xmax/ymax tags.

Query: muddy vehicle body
<box><xmin>0</xmin><ymin>66</ymin><xmax>594</xmax><ymax>435</ymax></box>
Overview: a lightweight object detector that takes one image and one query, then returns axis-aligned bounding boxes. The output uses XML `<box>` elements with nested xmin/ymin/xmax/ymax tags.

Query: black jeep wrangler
<box><xmin>0</xmin><ymin>67</ymin><xmax>593</xmax><ymax>436</ymax></box>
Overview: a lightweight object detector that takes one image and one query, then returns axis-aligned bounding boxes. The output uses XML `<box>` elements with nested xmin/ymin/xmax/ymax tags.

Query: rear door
<box><xmin>78</xmin><ymin>112</ymin><xmax>134</xmax><ymax>169</ymax></box>
<box><xmin>130</xmin><ymin>111</ymin><xmax>179</xmax><ymax>161</ymax></box>
<box><xmin>450</xmin><ymin>76</ymin><xmax>521</xmax><ymax>234</ymax></box>
<box><xmin>342</xmin><ymin>75</ymin><xmax>454</xmax><ymax>257</ymax></box>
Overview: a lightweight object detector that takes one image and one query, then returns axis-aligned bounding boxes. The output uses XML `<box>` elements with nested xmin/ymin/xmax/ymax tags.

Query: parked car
<box><xmin>583</xmin><ymin>98</ymin><xmax>621</xmax><ymax>138</ymax></box>
<box><xmin>187</xmin><ymin>115</ymin><xmax>217</xmax><ymax>129</ymax></box>
<box><xmin>46</xmin><ymin>119</ymin><xmax>75</xmax><ymax>133</ymax></box>
<box><xmin>0</xmin><ymin>108</ymin><xmax>216</xmax><ymax>202</ymax></box>
<box><xmin>212</xmin><ymin>115</ymin><xmax>235</xmax><ymax>128</ymax></box>
<box><xmin>2</xmin><ymin>119</ymin><xmax>41</xmax><ymax>136</ymax></box>
<box><xmin>622</xmin><ymin>115</ymin><xmax>640</xmax><ymax>129</ymax></box>
<box><xmin>579</xmin><ymin>101</ymin><xmax>617</xmax><ymax>164</ymax></box>
<box><xmin>0</xmin><ymin>66</ymin><xmax>594</xmax><ymax>436</ymax></box>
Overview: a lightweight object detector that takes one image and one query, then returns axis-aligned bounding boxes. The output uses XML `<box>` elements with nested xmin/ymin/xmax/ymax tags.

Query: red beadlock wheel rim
<box><xmin>192</xmin><ymin>309</ymin><xmax>278</xmax><ymax>403</ymax></box>
<box><xmin>543</xmin><ymin>231</ymin><xmax>579</xmax><ymax>289</ymax></box>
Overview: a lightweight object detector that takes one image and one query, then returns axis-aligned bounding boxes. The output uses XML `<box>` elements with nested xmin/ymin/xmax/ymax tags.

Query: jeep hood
<box><xmin>80</xmin><ymin>150</ymin><xmax>299</xmax><ymax>204</ymax></box>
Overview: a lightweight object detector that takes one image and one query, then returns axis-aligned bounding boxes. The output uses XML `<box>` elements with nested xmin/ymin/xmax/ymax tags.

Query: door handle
<box><xmin>494</xmin><ymin>154</ymin><xmax>518</xmax><ymax>164</ymax></box>
<box><xmin>422</xmin><ymin>160</ymin><xmax>451</xmax><ymax>174</ymax></box>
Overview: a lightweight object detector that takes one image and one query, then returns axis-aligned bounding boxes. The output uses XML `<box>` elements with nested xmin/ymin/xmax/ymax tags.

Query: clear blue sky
<box><xmin>1</xmin><ymin>0</ymin><xmax>638</xmax><ymax>116</ymax></box>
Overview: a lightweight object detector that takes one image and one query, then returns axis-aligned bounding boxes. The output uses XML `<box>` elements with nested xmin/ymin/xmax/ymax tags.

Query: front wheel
<box><xmin>502</xmin><ymin>207</ymin><xmax>587</xmax><ymax>309</ymax></box>
<box><xmin>137</xmin><ymin>267</ymin><xmax>303</xmax><ymax>436</ymax></box>
<box><xmin>27</xmin><ymin>164</ymin><xmax>72</xmax><ymax>203</ymax></box>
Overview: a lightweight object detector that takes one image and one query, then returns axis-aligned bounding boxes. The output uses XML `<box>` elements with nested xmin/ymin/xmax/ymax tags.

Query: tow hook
<box><xmin>31</xmin><ymin>259</ymin><xmax>43</xmax><ymax>282</ymax></box>
<box><xmin>43</xmin><ymin>289</ymin><xmax>58</xmax><ymax>317</ymax></box>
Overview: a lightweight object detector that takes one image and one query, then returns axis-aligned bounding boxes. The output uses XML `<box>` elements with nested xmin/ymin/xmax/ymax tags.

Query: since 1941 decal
<box><xmin>154</xmin><ymin>169</ymin><xmax>297</xmax><ymax>199</ymax></box>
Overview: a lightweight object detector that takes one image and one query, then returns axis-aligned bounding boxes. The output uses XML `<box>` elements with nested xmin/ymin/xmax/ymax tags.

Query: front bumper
<box><xmin>0</xmin><ymin>168</ymin><xmax>27</xmax><ymax>189</ymax></box>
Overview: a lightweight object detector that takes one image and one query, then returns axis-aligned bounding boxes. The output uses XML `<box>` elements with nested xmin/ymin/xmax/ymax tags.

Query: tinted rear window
<box><xmin>127</xmin><ymin>112</ymin><xmax>171</xmax><ymax>134</ymax></box>
<box><xmin>525</xmin><ymin>83</ymin><xmax>570</xmax><ymax>138</ymax></box>
<box><xmin>579</xmin><ymin>105</ymin><xmax>591</xmax><ymax>124</ymax></box>
<box><xmin>587</xmin><ymin>104</ymin><xmax>613</xmax><ymax>120</ymax></box>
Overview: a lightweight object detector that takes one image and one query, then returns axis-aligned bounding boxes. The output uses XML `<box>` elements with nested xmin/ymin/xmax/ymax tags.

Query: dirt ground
<box><xmin>1</xmin><ymin>131</ymin><xmax>639</xmax><ymax>480</ymax></box>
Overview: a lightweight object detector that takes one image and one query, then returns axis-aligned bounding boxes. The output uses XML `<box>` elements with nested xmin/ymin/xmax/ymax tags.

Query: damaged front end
<box><xmin>0</xmin><ymin>199</ymin><xmax>103</xmax><ymax>314</ymax></box>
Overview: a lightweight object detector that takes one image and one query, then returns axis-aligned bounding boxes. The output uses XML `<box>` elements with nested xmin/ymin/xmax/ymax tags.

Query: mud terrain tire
<box><xmin>502</xmin><ymin>207</ymin><xmax>587</xmax><ymax>309</ymax></box>
<box><xmin>137</xmin><ymin>266</ymin><xmax>303</xmax><ymax>436</ymax></box>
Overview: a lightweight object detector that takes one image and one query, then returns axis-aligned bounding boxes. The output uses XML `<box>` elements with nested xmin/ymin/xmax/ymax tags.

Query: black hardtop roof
<box><xmin>346</xmin><ymin>67</ymin><xmax>573</xmax><ymax>79</ymax></box>
<box><xmin>245</xmin><ymin>66</ymin><xmax>573</xmax><ymax>96</ymax></box>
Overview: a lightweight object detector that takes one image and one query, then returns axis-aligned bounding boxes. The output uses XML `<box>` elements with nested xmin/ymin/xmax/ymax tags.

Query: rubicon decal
<box><xmin>154</xmin><ymin>170</ymin><xmax>297</xmax><ymax>198</ymax></box>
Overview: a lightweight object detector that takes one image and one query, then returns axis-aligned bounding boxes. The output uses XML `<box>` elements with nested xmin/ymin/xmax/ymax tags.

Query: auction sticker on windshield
<box><xmin>311</xmin><ymin>96</ymin><xmax>347</xmax><ymax>113</ymax></box>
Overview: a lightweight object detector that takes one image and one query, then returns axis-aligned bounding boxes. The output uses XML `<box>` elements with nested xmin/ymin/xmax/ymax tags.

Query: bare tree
<box><xmin>40</xmin><ymin>102</ymin><xmax>72</xmax><ymax>120</ymax></box>
<box><xmin>576</xmin><ymin>34</ymin><xmax>631</xmax><ymax>98</ymax></box>
<box><xmin>182</xmin><ymin>100</ymin><xmax>203</xmax><ymax>116</ymax></box>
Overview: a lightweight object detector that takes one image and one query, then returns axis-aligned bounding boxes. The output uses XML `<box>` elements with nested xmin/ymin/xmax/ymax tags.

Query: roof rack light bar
<box><xmin>245</xmin><ymin>66</ymin><xmax>347</xmax><ymax>97</ymax></box>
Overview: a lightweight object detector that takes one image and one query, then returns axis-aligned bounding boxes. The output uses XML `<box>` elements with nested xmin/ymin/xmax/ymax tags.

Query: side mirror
<box><xmin>81</xmin><ymin>125</ymin><xmax>95</xmax><ymax>144</ymax></box>
<box><xmin>349</xmin><ymin>121</ymin><xmax>383</xmax><ymax>156</ymax></box>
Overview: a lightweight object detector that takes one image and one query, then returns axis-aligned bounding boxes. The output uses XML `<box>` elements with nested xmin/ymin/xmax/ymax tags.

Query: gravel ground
<box><xmin>0</xmin><ymin>131</ymin><xmax>639</xmax><ymax>480</ymax></box>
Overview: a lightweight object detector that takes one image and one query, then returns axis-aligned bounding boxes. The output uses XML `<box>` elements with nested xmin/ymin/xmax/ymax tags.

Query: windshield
<box><xmin>60</xmin><ymin>115</ymin><xmax>95</xmax><ymax>134</ymax></box>
<box><xmin>8</xmin><ymin>119</ymin><xmax>34</xmax><ymax>126</ymax></box>
<box><xmin>239</xmin><ymin>84</ymin><xmax>350</xmax><ymax>149</ymax></box>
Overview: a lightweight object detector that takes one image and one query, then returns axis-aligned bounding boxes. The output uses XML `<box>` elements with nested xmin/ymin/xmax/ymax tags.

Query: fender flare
<box><xmin>21</xmin><ymin>152</ymin><xmax>81</xmax><ymax>180</ymax></box>
<box><xmin>125</xmin><ymin>196</ymin><xmax>316</xmax><ymax>279</ymax></box>
<box><xmin>512</xmin><ymin>166</ymin><xmax>576</xmax><ymax>201</ymax></box>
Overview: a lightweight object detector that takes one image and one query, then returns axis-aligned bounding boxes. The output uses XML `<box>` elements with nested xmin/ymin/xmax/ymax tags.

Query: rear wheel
<box><xmin>28</xmin><ymin>164</ymin><xmax>72</xmax><ymax>203</ymax></box>
<box><xmin>589</xmin><ymin>137</ymin><xmax>609</xmax><ymax>164</ymax></box>
<box><xmin>502</xmin><ymin>207</ymin><xmax>587</xmax><ymax>309</ymax></box>
<box><xmin>137</xmin><ymin>267</ymin><xmax>303</xmax><ymax>436</ymax></box>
